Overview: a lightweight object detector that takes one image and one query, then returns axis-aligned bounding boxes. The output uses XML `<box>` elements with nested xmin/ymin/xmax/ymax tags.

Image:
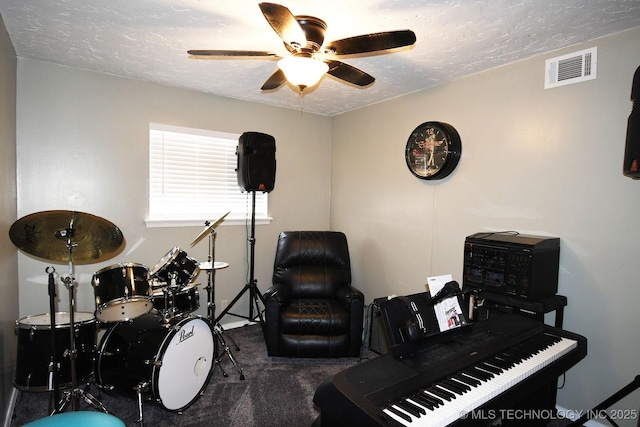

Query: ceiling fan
<box><xmin>187</xmin><ymin>2</ymin><xmax>416</xmax><ymax>92</ymax></box>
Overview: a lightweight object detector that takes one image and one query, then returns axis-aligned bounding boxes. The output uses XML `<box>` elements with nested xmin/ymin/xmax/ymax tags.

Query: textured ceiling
<box><xmin>1</xmin><ymin>0</ymin><xmax>640</xmax><ymax>116</ymax></box>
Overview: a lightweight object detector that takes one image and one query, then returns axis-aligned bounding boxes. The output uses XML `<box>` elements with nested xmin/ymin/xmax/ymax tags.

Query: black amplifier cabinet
<box><xmin>463</xmin><ymin>232</ymin><xmax>560</xmax><ymax>299</ymax></box>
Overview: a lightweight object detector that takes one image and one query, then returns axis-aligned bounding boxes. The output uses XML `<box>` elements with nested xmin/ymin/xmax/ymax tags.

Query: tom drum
<box><xmin>151</xmin><ymin>284</ymin><xmax>200</xmax><ymax>317</ymax></box>
<box><xmin>150</xmin><ymin>248</ymin><xmax>199</xmax><ymax>288</ymax></box>
<box><xmin>92</xmin><ymin>263</ymin><xmax>153</xmax><ymax>322</ymax></box>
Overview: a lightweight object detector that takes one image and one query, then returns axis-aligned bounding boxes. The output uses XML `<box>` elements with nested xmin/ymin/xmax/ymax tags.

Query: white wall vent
<box><xmin>544</xmin><ymin>47</ymin><xmax>597</xmax><ymax>89</ymax></box>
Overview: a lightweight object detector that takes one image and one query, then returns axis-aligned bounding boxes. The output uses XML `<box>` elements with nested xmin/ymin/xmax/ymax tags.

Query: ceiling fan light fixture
<box><xmin>277</xmin><ymin>55</ymin><xmax>328</xmax><ymax>89</ymax></box>
<box><xmin>189</xmin><ymin>3</ymin><xmax>417</xmax><ymax>92</ymax></box>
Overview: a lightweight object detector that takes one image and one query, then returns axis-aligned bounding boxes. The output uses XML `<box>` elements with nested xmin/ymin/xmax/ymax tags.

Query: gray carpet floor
<box><xmin>9</xmin><ymin>322</ymin><xmax>374</xmax><ymax>427</ymax></box>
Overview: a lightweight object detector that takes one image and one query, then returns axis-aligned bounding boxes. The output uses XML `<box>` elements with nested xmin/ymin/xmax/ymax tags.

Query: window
<box><xmin>146</xmin><ymin>123</ymin><xmax>269</xmax><ymax>227</ymax></box>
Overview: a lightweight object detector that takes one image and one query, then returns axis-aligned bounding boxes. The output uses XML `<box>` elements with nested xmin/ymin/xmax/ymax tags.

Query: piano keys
<box><xmin>313</xmin><ymin>314</ymin><xmax>587</xmax><ymax>427</ymax></box>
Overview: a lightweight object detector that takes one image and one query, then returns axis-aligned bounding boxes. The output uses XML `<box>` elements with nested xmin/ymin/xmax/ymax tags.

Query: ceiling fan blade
<box><xmin>188</xmin><ymin>49</ymin><xmax>279</xmax><ymax>58</ymax></box>
<box><xmin>261</xmin><ymin>69</ymin><xmax>287</xmax><ymax>90</ymax></box>
<box><xmin>259</xmin><ymin>3</ymin><xmax>307</xmax><ymax>48</ymax></box>
<box><xmin>325</xmin><ymin>30</ymin><xmax>416</xmax><ymax>55</ymax></box>
<box><xmin>326</xmin><ymin>60</ymin><xmax>375</xmax><ymax>87</ymax></box>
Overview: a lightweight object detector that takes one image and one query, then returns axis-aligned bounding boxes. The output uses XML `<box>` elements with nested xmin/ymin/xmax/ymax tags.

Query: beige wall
<box><xmin>15</xmin><ymin>59</ymin><xmax>332</xmax><ymax>323</ymax></box>
<box><xmin>7</xmin><ymin>15</ymin><xmax>640</xmax><ymax>425</ymax></box>
<box><xmin>331</xmin><ymin>27</ymin><xmax>640</xmax><ymax>422</ymax></box>
<box><xmin>0</xmin><ymin>11</ymin><xmax>17</xmax><ymax>421</ymax></box>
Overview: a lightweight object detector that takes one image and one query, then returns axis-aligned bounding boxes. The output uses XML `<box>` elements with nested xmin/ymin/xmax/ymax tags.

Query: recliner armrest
<box><xmin>263</xmin><ymin>283</ymin><xmax>291</xmax><ymax>356</ymax></box>
<box><xmin>263</xmin><ymin>283</ymin><xmax>291</xmax><ymax>306</ymax></box>
<box><xmin>336</xmin><ymin>286</ymin><xmax>364</xmax><ymax>309</ymax></box>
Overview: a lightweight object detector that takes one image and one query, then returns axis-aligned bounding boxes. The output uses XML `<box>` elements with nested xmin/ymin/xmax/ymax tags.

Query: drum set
<box><xmin>9</xmin><ymin>210</ymin><xmax>240</xmax><ymax>423</ymax></box>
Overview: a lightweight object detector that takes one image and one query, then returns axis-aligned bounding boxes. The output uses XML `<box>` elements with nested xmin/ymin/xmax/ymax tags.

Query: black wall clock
<box><xmin>405</xmin><ymin>121</ymin><xmax>462</xmax><ymax>180</ymax></box>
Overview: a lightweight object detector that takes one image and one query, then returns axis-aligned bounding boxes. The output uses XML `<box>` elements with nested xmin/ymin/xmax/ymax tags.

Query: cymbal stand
<box><xmin>204</xmin><ymin>224</ymin><xmax>244</xmax><ymax>380</ymax></box>
<box><xmin>56</xmin><ymin>227</ymin><xmax>108</xmax><ymax>414</ymax></box>
<box><xmin>46</xmin><ymin>267</ymin><xmax>60</xmax><ymax>414</ymax></box>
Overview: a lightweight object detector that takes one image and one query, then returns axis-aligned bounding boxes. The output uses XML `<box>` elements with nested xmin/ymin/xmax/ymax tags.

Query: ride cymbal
<box><xmin>9</xmin><ymin>210</ymin><xmax>124</xmax><ymax>264</ymax></box>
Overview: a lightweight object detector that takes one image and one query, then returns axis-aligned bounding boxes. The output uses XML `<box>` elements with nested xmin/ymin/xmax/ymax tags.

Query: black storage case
<box><xmin>367</xmin><ymin>298</ymin><xmax>391</xmax><ymax>355</ymax></box>
<box><xmin>463</xmin><ymin>232</ymin><xmax>560</xmax><ymax>299</ymax></box>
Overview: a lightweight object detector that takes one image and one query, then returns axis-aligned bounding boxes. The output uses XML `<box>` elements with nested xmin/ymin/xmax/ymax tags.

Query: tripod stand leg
<box><xmin>215</xmin><ymin>280</ymin><xmax>266</xmax><ymax>327</ymax></box>
<box><xmin>214</xmin><ymin>284</ymin><xmax>249</xmax><ymax>324</ymax></box>
<box><xmin>55</xmin><ymin>392</ymin><xmax>71</xmax><ymax>415</ymax></box>
<box><xmin>251</xmin><ymin>286</ymin><xmax>266</xmax><ymax>336</ymax></box>
<box><xmin>79</xmin><ymin>389</ymin><xmax>108</xmax><ymax>413</ymax></box>
<box><xmin>56</xmin><ymin>381</ymin><xmax>109</xmax><ymax>414</ymax></box>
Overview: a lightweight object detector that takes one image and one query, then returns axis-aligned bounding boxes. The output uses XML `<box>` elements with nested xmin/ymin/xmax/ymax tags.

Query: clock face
<box><xmin>405</xmin><ymin>121</ymin><xmax>461</xmax><ymax>180</ymax></box>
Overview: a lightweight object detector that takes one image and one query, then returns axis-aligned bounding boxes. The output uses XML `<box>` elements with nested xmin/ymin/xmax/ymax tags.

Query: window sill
<box><xmin>144</xmin><ymin>216</ymin><xmax>273</xmax><ymax>228</ymax></box>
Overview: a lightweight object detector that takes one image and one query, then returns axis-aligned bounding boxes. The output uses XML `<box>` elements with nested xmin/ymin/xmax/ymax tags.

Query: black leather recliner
<box><xmin>263</xmin><ymin>231</ymin><xmax>365</xmax><ymax>357</ymax></box>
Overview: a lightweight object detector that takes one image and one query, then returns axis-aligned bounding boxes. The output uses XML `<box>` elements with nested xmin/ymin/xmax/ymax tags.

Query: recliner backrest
<box><xmin>273</xmin><ymin>231</ymin><xmax>351</xmax><ymax>299</ymax></box>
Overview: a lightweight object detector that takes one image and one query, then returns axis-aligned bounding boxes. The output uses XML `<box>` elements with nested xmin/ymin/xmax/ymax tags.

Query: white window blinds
<box><xmin>146</xmin><ymin>123</ymin><xmax>268</xmax><ymax>226</ymax></box>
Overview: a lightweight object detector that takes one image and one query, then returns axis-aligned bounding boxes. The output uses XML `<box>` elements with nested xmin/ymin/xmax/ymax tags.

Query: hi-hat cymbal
<box><xmin>9</xmin><ymin>210</ymin><xmax>125</xmax><ymax>265</ymax></box>
<box><xmin>198</xmin><ymin>261</ymin><xmax>229</xmax><ymax>271</ymax></box>
<box><xmin>190</xmin><ymin>211</ymin><xmax>230</xmax><ymax>247</ymax></box>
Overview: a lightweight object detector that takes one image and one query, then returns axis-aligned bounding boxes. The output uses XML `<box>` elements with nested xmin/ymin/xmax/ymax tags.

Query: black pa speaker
<box><xmin>236</xmin><ymin>131</ymin><xmax>276</xmax><ymax>192</ymax></box>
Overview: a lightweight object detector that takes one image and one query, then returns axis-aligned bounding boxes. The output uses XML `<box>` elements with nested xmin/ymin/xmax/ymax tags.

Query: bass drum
<box><xmin>95</xmin><ymin>313</ymin><xmax>215</xmax><ymax>411</ymax></box>
<box><xmin>14</xmin><ymin>312</ymin><xmax>96</xmax><ymax>391</ymax></box>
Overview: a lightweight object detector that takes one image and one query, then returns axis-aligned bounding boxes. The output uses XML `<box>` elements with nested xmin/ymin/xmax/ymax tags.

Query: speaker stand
<box><xmin>215</xmin><ymin>191</ymin><xmax>265</xmax><ymax>334</ymax></box>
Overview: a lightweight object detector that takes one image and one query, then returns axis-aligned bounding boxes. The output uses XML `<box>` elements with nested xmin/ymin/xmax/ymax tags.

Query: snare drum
<box><xmin>95</xmin><ymin>313</ymin><xmax>215</xmax><ymax>412</ymax></box>
<box><xmin>92</xmin><ymin>263</ymin><xmax>153</xmax><ymax>322</ymax></box>
<box><xmin>14</xmin><ymin>312</ymin><xmax>96</xmax><ymax>391</ymax></box>
<box><xmin>151</xmin><ymin>284</ymin><xmax>200</xmax><ymax>316</ymax></box>
<box><xmin>151</xmin><ymin>247</ymin><xmax>199</xmax><ymax>288</ymax></box>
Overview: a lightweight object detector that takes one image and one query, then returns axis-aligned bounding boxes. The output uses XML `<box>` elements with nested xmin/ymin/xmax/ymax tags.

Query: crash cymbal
<box><xmin>9</xmin><ymin>210</ymin><xmax>125</xmax><ymax>264</ymax></box>
<box><xmin>190</xmin><ymin>211</ymin><xmax>230</xmax><ymax>247</ymax></box>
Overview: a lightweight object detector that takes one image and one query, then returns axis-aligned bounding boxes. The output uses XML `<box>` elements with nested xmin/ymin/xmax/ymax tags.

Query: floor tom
<box><xmin>14</xmin><ymin>312</ymin><xmax>96</xmax><ymax>391</ymax></box>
